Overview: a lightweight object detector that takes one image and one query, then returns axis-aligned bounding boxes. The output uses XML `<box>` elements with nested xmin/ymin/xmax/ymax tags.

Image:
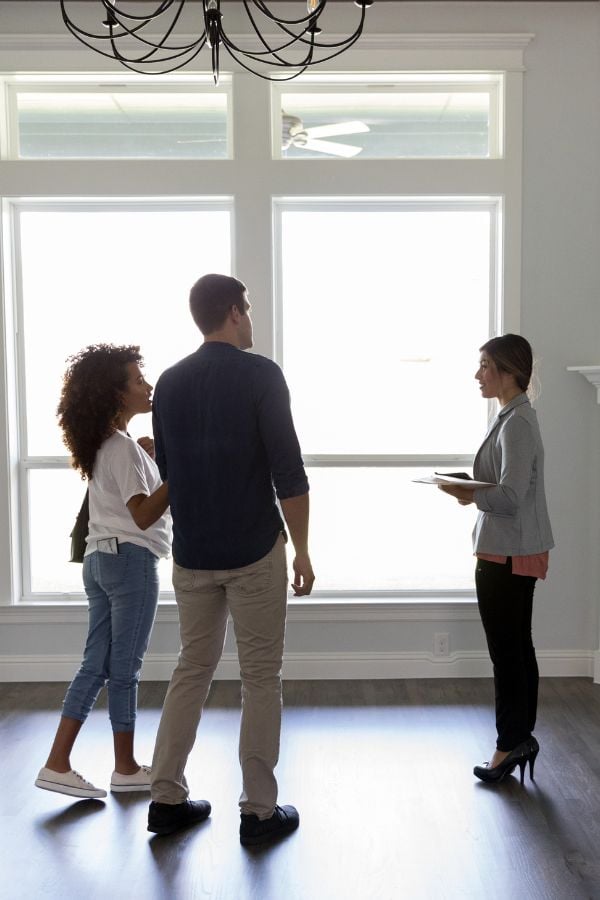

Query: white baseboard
<box><xmin>0</xmin><ymin>649</ymin><xmax>593</xmax><ymax>682</ymax></box>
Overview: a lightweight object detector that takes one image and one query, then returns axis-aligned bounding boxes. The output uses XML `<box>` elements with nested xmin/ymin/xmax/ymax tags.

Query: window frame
<box><xmin>8</xmin><ymin>196</ymin><xmax>234</xmax><ymax>602</ymax></box>
<box><xmin>0</xmin><ymin>44</ymin><xmax>526</xmax><ymax>606</ymax></box>
<box><xmin>272</xmin><ymin>195</ymin><xmax>502</xmax><ymax>600</ymax></box>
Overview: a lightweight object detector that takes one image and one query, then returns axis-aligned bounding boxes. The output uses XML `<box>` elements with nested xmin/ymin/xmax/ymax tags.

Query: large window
<box><xmin>0</xmin><ymin>52</ymin><xmax>523</xmax><ymax>604</ymax></box>
<box><xmin>13</xmin><ymin>201</ymin><xmax>232</xmax><ymax>598</ymax></box>
<box><xmin>275</xmin><ymin>199</ymin><xmax>499</xmax><ymax>593</ymax></box>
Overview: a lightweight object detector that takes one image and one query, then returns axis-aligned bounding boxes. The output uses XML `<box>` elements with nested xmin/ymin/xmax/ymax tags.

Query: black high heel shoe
<box><xmin>474</xmin><ymin>736</ymin><xmax>539</xmax><ymax>785</ymax></box>
<box><xmin>527</xmin><ymin>736</ymin><xmax>539</xmax><ymax>781</ymax></box>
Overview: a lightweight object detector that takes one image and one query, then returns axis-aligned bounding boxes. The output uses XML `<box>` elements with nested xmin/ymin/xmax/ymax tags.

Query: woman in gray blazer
<box><xmin>440</xmin><ymin>334</ymin><xmax>554</xmax><ymax>785</ymax></box>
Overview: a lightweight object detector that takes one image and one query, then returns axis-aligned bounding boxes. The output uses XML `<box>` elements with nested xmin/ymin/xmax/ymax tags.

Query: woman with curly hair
<box><xmin>35</xmin><ymin>344</ymin><xmax>171</xmax><ymax>799</ymax></box>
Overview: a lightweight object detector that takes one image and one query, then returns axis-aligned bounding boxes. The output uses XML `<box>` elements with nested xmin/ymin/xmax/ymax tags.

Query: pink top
<box><xmin>476</xmin><ymin>551</ymin><xmax>549</xmax><ymax>579</ymax></box>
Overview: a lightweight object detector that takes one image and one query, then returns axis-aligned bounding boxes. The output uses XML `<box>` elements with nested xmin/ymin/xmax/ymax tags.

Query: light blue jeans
<box><xmin>62</xmin><ymin>542</ymin><xmax>159</xmax><ymax>733</ymax></box>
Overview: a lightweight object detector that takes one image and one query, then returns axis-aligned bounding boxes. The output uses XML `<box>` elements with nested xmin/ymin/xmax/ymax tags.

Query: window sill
<box><xmin>1</xmin><ymin>594</ymin><xmax>479</xmax><ymax>624</ymax></box>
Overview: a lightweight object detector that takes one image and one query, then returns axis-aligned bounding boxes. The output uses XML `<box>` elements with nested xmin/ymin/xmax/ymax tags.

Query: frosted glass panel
<box><xmin>287</xmin><ymin>468</ymin><xmax>476</xmax><ymax>592</ymax></box>
<box><xmin>19</xmin><ymin>207</ymin><xmax>231</xmax><ymax>456</ymax></box>
<box><xmin>17</xmin><ymin>91</ymin><xmax>228</xmax><ymax>159</ymax></box>
<box><xmin>280</xmin><ymin>206</ymin><xmax>492</xmax><ymax>454</ymax></box>
<box><xmin>29</xmin><ymin>469</ymin><xmax>173</xmax><ymax>595</ymax></box>
<box><xmin>279</xmin><ymin>90</ymin><xmax>492</xmax><ymax>159</ymax></box>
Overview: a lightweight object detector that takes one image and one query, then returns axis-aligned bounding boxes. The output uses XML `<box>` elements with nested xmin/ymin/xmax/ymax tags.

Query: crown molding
<box><xmin>0</xmin><ymin>31</ymin><xmax>534</xmax><ymax>55</ymax></box>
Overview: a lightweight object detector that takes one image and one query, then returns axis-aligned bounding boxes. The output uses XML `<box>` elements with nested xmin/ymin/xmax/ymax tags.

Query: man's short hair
<box><xmin>189</xmin><ymin>273</ymin><xmax>247</xmax><ymax>335</ymax></box>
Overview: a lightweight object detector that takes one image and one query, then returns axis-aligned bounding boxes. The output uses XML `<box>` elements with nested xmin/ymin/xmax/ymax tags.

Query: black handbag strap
<box><xmin>70</xmin><ymin>488</ymin><xmax>90</xmax><ymax>563</ymax></box>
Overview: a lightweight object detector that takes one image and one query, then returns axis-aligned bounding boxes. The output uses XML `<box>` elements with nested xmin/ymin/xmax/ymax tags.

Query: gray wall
<box><xmin>0</xmin><ymin>2</ymin><xmax>599</xmax><ymax>679</ymax></box>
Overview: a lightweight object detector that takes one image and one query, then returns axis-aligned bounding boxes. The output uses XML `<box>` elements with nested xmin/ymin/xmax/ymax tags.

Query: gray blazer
<box><xmin>472</xmin><ymin>393</ymin><xmax>554</xmax><ymax>556</ymax></box>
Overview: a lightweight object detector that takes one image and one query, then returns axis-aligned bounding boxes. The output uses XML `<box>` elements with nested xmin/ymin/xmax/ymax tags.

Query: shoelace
<box><xmin>71</xmin><ymin>770</ymin><xmax>95</xmax><ymax>786</ymax></box>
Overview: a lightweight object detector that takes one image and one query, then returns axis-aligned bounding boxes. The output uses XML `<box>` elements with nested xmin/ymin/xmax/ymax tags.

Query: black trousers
<box><xmin>475</xmin><ymin>557</ymin><xmax>539</xmax><ymax>751</ymax></box>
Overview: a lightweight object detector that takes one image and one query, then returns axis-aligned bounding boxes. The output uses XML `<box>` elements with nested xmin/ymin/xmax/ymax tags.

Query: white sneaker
<box><xmin>110</xmin><ymin>764</ymin><xmax>152</xmax><ymax>793</ymax></box>
<box><xmin>35</xmin><ymin>767</ymin><xmax>107</xmax><ymax>799</ymax></box>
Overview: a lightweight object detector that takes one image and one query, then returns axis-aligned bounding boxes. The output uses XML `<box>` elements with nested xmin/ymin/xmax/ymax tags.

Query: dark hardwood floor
<box><xmin>1</xmin><ymin>678</ymin><xmax>600</xmax><ymax>900</ymax></box>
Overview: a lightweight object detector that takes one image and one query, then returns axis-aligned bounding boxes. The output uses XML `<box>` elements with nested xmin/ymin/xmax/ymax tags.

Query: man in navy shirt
<box><xmin>148</xmin><ymin>273</ymin><xmax>314</xmax><ymax>846</ymax></box>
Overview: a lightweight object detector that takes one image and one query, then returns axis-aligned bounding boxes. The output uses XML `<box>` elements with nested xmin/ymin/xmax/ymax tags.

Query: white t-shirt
<box><xmin>86</xmin><ymin>430</ymin><xmax>171</xmax><ymax>559</ymax></box>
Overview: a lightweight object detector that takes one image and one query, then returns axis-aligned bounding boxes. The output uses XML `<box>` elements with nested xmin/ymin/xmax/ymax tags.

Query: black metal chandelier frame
<box><xmin>59</xmin><ymin>1</ymin><xmax>373</xmax><ymax>83</ymax></box>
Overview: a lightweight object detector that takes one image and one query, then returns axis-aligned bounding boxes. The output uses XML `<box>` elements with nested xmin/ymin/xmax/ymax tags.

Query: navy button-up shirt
<box><xmin>152</xmin><ymin>341</ymin><xmax>309</xmax><ymax>570</ymax></box>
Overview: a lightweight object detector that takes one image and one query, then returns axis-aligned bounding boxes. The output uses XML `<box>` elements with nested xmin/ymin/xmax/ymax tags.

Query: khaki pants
<box><xmin>150</xmin><ymin>535</ymin><xmax>288</xmax><ymax>818</ymax></box>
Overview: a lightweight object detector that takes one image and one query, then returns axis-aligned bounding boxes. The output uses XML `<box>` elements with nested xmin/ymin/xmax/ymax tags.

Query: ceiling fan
<box><xmin>176</xmin><ymin>112</ymin><xmax>370</xmax><ymax>157</ymax></box>
<box><xmin>282</xmin><ymin>113</ymin><xmax>369</xmax><ymax>158</ymax></box>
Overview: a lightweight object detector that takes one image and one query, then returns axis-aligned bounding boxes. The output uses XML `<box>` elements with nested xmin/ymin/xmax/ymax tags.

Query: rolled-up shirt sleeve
<box><xmin>474</xmin><ymin>416</ymin><xmax>536</xmax><ymax>516</ymax></box>
<box><xmin>255</xmin><ymin>363</ymin><xmax>309</xmax><ymax>500</ymax></box>
<box><xmin>108</xmin><ymin>439</ymin><xmax>151</xmax><ymax>504</ymax></box>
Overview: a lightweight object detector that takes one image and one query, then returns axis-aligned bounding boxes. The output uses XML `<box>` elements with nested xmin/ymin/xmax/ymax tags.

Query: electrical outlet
<box><xmin>434</xmin><ymin>632</ymin><xmax>450</xmax><ymax>657</ymax></box>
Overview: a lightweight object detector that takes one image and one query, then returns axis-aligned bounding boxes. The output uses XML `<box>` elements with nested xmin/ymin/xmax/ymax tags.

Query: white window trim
<box><xmin>0</xmin><ymin>35</ymin><xmax>527</xmax><ymax>606</ymax></box>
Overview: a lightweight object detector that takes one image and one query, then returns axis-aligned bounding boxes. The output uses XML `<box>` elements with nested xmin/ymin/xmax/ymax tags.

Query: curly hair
<box><xmin>57</xmin><ymin>344</ymin><xmax>143</xmax><ymax>480</ymax></box>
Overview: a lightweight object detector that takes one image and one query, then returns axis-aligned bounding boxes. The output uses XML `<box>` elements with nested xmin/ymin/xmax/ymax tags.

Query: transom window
<box><xmin>3</xmin><ymin>76</ymin><xmax>231</xmax><ymax>159</ymax></box>
<box><xmin>273</xmin><ymin>74</ymin><xmax>502</xmax><ymax>160</ymax></box>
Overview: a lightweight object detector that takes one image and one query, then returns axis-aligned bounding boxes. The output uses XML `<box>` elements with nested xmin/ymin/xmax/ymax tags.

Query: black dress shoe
<box><xmin>474</xmin><ymin>737</ymin><xmax>538</xmax><ymax>785</ymax></box>
<box><xmin>147</xmin><ymin>799</ymin><xmax>211</xmax><ymax>835</ymax></box>
<box><xmin>240</xmin><ymin>804</ymin><xmax>300</xmax><ymax>846</ymax></box>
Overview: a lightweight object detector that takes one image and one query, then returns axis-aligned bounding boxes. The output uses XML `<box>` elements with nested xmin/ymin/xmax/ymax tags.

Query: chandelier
<box><xmin>59</xmin><ymin>1</ymin><xmax>374</xmax><ymax>84</ymax></box>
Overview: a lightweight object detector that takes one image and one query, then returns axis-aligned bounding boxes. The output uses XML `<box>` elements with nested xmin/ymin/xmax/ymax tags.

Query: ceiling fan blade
<box><xmin>303</xmin><ymin>121</ymin><xmax>369</xmax><ymax>139</ymax></box>
<box><xmin>301</xmin><ymin>138</ymin><xmax>362</xmax><ymax>158</ymax></box>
